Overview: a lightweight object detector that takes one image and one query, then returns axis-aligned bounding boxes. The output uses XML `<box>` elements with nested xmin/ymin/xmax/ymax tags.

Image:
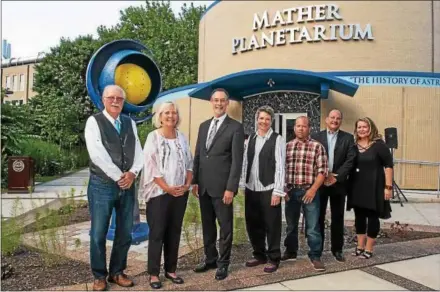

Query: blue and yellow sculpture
<box><xmin>86</xmin><ymin>39</ymin><xmax>162</xmax><ymax>244</ymax></box>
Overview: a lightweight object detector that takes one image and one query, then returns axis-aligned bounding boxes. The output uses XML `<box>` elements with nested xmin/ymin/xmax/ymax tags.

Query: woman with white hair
<box><xmin>139</xmin><ymin>101</ymin><xmax>193</xmax><ymax>289</ymax></box>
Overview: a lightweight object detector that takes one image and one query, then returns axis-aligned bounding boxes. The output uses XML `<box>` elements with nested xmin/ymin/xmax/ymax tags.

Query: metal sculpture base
<box><xmin>106</xmin><ymin>208</ymin><xmax>149</xmax><ymax>245</ymax></box>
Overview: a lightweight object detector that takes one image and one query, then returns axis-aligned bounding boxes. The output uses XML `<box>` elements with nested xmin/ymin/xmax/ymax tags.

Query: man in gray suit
<box><xmin>192</xmin><ymin>88</ymin><xmax>245</xmax><ymax>280</ymax></box>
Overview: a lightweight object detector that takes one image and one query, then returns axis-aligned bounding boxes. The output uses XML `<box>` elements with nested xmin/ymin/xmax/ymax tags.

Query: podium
<box><xmin>8</xmin><ymin>156</ymin><xmax>35</xmax><ymax>193</ymax></box>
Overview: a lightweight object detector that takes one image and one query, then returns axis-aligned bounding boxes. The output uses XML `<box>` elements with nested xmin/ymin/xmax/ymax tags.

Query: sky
<box><xmin>1</xmin><ymin>1</ymin><xmax>214</xmax><ymax>58</ymax></box>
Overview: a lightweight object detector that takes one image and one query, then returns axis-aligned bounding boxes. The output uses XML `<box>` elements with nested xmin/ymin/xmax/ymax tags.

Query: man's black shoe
<box><xmin>333</xmin><ymin>251</ymin><xmax>345</xmax><ymax>262</ymax></box>
<box><xmin>215</xmin><ymin>267</ymin><xmax>228</xmax><ymax>280</ymax></box>
<box><xmin>280</xmin><ymin>252</ymin><xmax>297</xmax><ymax>261</ymax></box>
<box><xmin>193</xmin><ymin>262</ymin><xmax>217</xmax><ymax>273</ymax></box>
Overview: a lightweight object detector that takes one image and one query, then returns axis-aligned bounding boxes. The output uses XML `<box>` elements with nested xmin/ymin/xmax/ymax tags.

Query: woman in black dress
<box><xmin>348</xmin><ymin>117</ymin><xmax>393</xmax><ymax>259</ymax></box>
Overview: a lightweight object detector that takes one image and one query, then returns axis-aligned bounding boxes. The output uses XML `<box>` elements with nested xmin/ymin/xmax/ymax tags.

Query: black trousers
<box><xmin>199</xmin><ymin>191</ymin><xmax>233</xmax><ymax>268</ymax></box>
<box><xmin>146</xmin><ymin>193</ymin><xmax>188</xmax><ymax>276</ymax></box>
<box><xmin>319</xmin><ymin>186</ymin><xmax>346</xmax><ymax>253</ymax></box>
<box><xmin>245</xmin><ymin>188</ymin><xmax>281</xmax><ymax>264</ymax></box>
<box><xmin>354</xmin><ymin>207</ymin><xmax>380</xmax><ymax>238</ymax></box>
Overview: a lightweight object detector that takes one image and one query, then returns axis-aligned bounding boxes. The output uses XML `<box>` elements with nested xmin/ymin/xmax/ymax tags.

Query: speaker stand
<box><xmin>389</xmin><ymin>148</ymin><xmax>408</xmax><ymax>206</ymax></box>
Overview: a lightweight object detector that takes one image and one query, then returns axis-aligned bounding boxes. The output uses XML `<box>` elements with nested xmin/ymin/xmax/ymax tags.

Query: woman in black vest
<box><xmin>139</xmin><ymin>101</ymin><xmax>193</xmax><ymax>289</ymax></box>
<box><xmin>239</xmin><ymin>105</ymin><xmax>286</xmax><ymax>273</ymax></box>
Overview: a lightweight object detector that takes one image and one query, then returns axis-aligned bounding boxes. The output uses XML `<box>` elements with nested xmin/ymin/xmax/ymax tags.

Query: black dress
<box><xmin>348</xmin><ymin>140</ymin><xmax>393</xmax><ymax>219</ymax></box>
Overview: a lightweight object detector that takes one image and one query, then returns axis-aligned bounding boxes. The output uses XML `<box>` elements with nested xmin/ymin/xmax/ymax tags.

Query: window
<box><xmin>19</xmin><ymin>100</ymin><xmax>23</xmax><ymax>105</ymax></box>
<box><xmin>19</xmin><ymin>74</ymin><xmax>25</xmax><ymax>91</ymax></box>
<box><xmin>13</xmin><ymin>75</ymin><xmax>18</xmax><ymax>91</ymax></box>
<box><xmin>5</xmin><ymin>76</ymin><xmax>11</xmax><ymax>89</ymax></box>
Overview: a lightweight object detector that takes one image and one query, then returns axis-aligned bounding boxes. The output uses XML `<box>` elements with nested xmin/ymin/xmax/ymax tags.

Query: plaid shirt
<box><xmin>285</xmin><ymin>137</ymin><xmax>328</xmax><ymax>187</ymax></box>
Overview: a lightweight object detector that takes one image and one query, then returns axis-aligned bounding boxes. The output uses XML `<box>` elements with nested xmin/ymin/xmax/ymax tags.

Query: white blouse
<box><xmin>138</xmin><ymin>129</ymin><xmax>193</xmax><ymax>202</ymax></box>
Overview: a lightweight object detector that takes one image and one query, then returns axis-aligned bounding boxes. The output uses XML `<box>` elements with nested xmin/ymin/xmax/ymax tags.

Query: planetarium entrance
<box><xmin>242</xmin><ymin>91</ymin><xmax>321</xmax><ymax>143</ymax></box>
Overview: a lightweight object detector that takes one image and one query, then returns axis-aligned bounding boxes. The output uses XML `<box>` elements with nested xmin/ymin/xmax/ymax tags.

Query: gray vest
<box><xmin>89</xmin><ymin>112</ymin><xmax>136</xmax><ymax>181</ymax></box>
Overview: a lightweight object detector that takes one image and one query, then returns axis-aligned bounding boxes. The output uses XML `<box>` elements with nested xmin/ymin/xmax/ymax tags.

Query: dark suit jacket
<box><xmin>192</xmin><ymin>115</ymin><xmax>245</xmax><ymax>198</ymax></box>
<box><xmin>313</xmin><ymin>129</ymin><xmax>356</xmax><ymax>193</ymax></box>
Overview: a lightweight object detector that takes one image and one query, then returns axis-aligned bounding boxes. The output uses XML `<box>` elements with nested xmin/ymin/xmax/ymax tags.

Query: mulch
<box><xmin>22</xmin><ymin>201</ymin><xmax>90</xmax><ymax>234</ymax></box>
<box><xmin>2</xmin><ymin>204</ymin><xmax>440</xmax><ymax>291</ymax></box>
<box><xmin>176</xmin><ymin>223</ymin><xmax>440</xmax><ymax>270</ymax></box>
<box><xmin>1</xmin><ymin>245</ymin><xmax>93</xmax><ymax>291</ymax></box>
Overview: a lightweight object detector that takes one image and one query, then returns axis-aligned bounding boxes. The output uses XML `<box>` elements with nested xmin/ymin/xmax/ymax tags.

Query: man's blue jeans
<box><xmin>87</xmin><ymin>174</ymin><xmax>134</xmax><ymax>279</ymax></box>
<box><xmin>284</xmin><ymin>188</ymin><xmax>322</xmax><ymax>260</ymax></box>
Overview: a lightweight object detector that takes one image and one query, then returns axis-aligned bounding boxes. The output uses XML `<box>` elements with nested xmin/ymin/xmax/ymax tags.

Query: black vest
<box><xmin>246</xmin><ymin>131</ymin><xmax>279</xmax><ymax>187</ymax></box>
<box><xmin>89</xmin><ymin>112</ymin><xmax>136</xmax><ymax>181</ymax></box>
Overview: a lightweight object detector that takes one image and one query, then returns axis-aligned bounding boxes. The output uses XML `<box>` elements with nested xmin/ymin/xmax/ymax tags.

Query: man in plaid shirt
<box><xmin>281</xmin><ymin>116</ymin><xmax>328</xmax><ymax>271</ymax></box>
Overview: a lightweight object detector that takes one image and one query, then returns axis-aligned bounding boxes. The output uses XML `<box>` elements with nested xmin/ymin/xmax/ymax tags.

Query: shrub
<box><xmin>17</xmin><ymin>138</ymin><xmax>89</xmax><ymax>177</ymax></box>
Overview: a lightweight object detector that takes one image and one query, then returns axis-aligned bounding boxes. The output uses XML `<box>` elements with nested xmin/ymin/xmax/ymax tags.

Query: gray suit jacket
<box><xmin>192</xmin><ymin>115</ymin><xmax>245</xmax><ymax>197</ymax></box>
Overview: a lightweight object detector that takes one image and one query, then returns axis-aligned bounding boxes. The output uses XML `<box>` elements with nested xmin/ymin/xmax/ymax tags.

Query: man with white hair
<box><xmin>84</xmin><ymin>85</ymin><xmax>143</xmax><ymax>291</ymax></box>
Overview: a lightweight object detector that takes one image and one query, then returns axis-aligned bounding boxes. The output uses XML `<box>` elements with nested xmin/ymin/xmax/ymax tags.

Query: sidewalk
<box><xmin>1</xmin><ymin>169</ymin><xmax>88</xmax><ymax>218</ymax></box>
<box><xmin>240</xmin><ymin>254</ymin><xmax>440</xmax><ymax>291</ymax></box>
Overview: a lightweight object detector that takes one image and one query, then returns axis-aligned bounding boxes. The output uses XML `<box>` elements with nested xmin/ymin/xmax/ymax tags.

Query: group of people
<box><xmin>85</xmin><ymin>85</ymin><xmax>394</xmax><ymax>291</ymax></box>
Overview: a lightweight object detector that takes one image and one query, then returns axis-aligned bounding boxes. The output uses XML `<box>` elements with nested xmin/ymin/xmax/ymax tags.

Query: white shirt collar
<box><xmin>213</xmin><ymin>113</ymin><xmax>227</xmax><ymax>123</ymax></box>
<box><xmin>256</xmin><ymin>127</ymin><xmax>273</xmax><ymax>140</ymax></box>
<box><xmin>103</xmin><ymin>109</ymin><xmax>121</xmax><ymax>124</ymax></box>
<box><xmin>327</xmin><ymin>128</ymin><xmax>339</xmax><ymax>135</ymax></box>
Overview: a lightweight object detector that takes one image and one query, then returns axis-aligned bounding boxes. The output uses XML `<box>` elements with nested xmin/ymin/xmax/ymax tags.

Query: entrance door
<box><xmin>273</xmin><ymin>113</ymin><xmax>307</xmax><ymax>142</ymax></box>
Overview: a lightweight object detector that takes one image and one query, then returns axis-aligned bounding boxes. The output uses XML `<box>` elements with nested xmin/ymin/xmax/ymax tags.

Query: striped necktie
<box><xmin>206</xmin><ymin>119</ymin><xmax>219</xmax><ymax>149</ymax></box>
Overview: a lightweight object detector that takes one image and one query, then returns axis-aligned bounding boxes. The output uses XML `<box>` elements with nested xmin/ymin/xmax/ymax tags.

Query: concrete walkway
<box><xmin>240</xmin><ymin>254</ymin><xmax>440</xmax><ymax>291</ymax></box>
<box><xmin>1</xmin><ymin>169</ymin><xmax>88</xmax><ymax>218</ymax></box>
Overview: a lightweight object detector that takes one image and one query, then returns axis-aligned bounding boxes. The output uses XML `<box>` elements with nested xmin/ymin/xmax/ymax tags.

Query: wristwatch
<box><xmin>385</xmin><ymin>185</ymin><xmax>392</xmax><ymax>191</ymax></box>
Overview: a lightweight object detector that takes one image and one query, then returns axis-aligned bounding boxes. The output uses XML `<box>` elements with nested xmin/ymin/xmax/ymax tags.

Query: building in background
<box><xmin>1</xmin><ymin>54</ymin><xmax>45</xmax><ymax>104</ymax></box>
<box><xmin>154</xmin><ymin>1</ymin><xmax>440</xmax><ymax>190</ymax></box>
<box><xmin>2</xmin><ymin>40</ymin><xmax>12</xmax><ymax>59</ymax></box>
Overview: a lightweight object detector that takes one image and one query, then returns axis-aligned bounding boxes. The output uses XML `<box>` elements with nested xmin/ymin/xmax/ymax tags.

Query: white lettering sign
<box><xmin>338</xmin><ymin>76</ymin><xmax>440</xmax><ymax>88</ymax></box>
<box><xmin>233</xmin><ymin>4</ymin><xmax>373</xmax><ymax>54</ymax></box>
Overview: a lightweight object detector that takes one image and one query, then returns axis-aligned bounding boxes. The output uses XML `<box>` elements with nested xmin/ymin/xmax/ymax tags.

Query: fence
<box><xmin>393</xmin><ymin>159</ymin><xmax>440</xmax><ymax>198</ymax></box>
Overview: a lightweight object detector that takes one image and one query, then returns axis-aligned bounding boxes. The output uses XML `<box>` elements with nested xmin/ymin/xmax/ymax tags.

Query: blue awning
<box><xmin>188</xmin><ymin>69</ymin><xmax>359</xmax><ymax>100</ymax></box>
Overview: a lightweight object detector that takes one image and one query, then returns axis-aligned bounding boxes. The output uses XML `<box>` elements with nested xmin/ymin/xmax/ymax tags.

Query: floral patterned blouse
<box><xmin>138</xmin><ymin>129</ymin><xmax>193</xmax><ymax>202</ymax></box>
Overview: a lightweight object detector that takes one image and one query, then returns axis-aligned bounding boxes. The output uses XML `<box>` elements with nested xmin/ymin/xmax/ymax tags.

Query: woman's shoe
<box><xmin>352</xmin><ymin>247</ymin><xmax>365</xmax><ymax>256</ymax></box>
<box><xmin>149</xmin><ymin>276</ymin><xmax>162</xmax><ymax>289</ymax></box>
<box><xmin>165</xmin><ymin>273</ymin><xmax>184</xmax><ymax>284</ymax></box>
<box><xmin>361</xmin><ymin>250</ymin><xmax>373</xmax><ymax>259</ymax></box>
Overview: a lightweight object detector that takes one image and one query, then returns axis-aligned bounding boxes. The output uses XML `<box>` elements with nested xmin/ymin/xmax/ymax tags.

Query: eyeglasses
<box><xmin>104</xmin><ymin>96</ymin><xmax>125</xmax><ymax>103</ymax></box>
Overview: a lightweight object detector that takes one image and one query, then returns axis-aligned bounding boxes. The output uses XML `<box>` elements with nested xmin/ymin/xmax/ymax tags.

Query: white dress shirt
<box><xmin>206</xmin><ymin>113</ymin><xmax>227</xmax><ymax>148</ymax></box>
<box><xmin>84</xmin><ymin>110</ymin><xmax>144</xmax><ymax>182</ymax></box>
<box><xmin>240</xmin><ymin>128</ymin><xmax>286</xmax><ymax>197</ymax></box>
<box><xmin>326</xmin><ymin>129</ymin><xmax>339</xmax><ymax>173</ymax></box>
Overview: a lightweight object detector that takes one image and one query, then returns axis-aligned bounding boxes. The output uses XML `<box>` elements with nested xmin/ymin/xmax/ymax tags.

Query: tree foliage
<box><xmin>31</xmin><ymin>36</ymin><xmax>101</xmax><ymax>147</ymax></box>
<box><xmin>29</xmin><ymin>1</ymin><xmax>205</xmax><ymax>149</ymax></box>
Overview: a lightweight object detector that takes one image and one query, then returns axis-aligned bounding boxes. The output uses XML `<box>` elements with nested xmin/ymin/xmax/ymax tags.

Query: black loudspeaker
<box><xmin>385</xmin><ymin>127</ymin><xmax>398</xmax><ymax>149</ymax></box>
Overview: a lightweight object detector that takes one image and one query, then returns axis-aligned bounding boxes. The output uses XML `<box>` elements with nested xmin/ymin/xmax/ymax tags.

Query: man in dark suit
<box><xmin>313</xmin><ymin>109</ymin><xmax>356</xmax><ymax>262</ymax></box>
<box><xmin>191</xmin><ymin>88</ymin><xmax>245</xmax><ymax>280</ymax></box>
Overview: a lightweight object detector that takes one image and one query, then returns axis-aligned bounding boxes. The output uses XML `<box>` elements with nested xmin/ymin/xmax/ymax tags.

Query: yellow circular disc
<box><xmin>115</xmin><ymin>63</ymin><xmax>152</xmax><ymax>105</ymax></box>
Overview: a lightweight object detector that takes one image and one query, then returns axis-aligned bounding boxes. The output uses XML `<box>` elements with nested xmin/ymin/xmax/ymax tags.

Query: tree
<box><xmin>97</xmin><ymin>0</ymin><xmax>205</xmax><ymax>90</ymax></box>
<box><xmin>30</xmin><ymin>1</ymin><xmax>206</xmax><ymax>148</ymax></box>
<box><xmin>31</xmin><ymin>36</ymin><xmax>102</xmax><ymax>147</ymax></box>
<box><xmin>1</xmin><ymin>88</ymin><xmax>27</xmax><ymax>187</ymax></box>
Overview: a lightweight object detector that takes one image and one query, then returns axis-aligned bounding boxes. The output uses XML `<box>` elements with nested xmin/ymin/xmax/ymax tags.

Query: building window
<box><xmin>6</xmin><ymin>76</ymin><xmax>11</xmax><ymax>89</ymax></box>
<box><xmin>19</xmin><ymin>100</ymin><xmax>23</xmax><ymax>105</ymax></box>
<box><xmin>19</xmin><ymin>74</ymin><xmax>25</xmax><ymax>91</ymax></box>
<box><xmin>13</xmin><ymin>75</ymin><xmax>18</xmax><ymax>91</ymax></box>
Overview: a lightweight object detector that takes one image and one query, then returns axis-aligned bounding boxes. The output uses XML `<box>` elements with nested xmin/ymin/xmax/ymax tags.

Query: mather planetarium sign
<box><xmin>232</xmin><ymin>4</ymin><xmax>374</xmax><ymax>54</ymax></box>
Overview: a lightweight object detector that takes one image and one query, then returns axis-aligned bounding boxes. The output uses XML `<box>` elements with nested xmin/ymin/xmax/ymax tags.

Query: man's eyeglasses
<box><xmin>105</xmin><ymin>96</ymin><xmax>125</xmax><ymax>103</ymax></box>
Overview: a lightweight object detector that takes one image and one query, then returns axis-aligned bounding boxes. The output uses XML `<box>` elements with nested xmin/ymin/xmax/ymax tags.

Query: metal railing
<box><xmin>393</xmin><ymin>159</ymin><xmax>440</xmax><ymax>198</ymax></box>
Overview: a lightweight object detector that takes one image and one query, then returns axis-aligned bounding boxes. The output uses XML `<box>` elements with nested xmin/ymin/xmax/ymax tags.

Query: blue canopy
<box><xmin>188</xmin><ymin>69</ymin><xmax>359</xmax><ymax>100</ymax></box>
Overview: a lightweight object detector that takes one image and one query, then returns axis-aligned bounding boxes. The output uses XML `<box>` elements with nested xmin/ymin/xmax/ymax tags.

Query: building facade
<box><xmin>159</xmin><ymin>1</ymin><xmax>438</xmax><ymax>190</ymax></box>
<box><xmin>1</xmin><ymin>56</ymin><xmax>44</xmax><ymax>104</ymax></box>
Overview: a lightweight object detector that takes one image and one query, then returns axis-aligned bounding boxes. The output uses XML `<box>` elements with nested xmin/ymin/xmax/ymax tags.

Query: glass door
<box><xmin>273</xmin><ymin>113</ymin><xmax>307</xmax><ymax>143</ymax></box>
